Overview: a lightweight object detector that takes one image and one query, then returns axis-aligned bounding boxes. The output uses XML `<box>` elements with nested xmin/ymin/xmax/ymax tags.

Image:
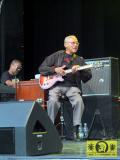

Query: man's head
<box><xmin>9</xmin><ymin>59</ymin><xmax>22</xmax><ymax>75</ymax></box>
<box><xmin>64</xmin><ymin>35</ymin><xmax>80</xmax><ymax>54</ymax></box>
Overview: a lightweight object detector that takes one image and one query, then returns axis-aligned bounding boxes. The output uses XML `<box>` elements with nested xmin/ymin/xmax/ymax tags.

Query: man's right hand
<box><xmin>54</xmin><ymin>65</ymin><xmax>66</xmax><ymax>76</ymax></box>
<box><xmin>5</xmin><ymin>80</ymin><xmax>17</xmax><ymax>88</ymax></box>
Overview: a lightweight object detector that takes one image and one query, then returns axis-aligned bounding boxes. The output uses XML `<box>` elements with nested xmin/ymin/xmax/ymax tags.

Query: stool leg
<box><xmin>60</xmin><ymin>104</ymin><xmax>66</xmax><ymax>139</ymax></box>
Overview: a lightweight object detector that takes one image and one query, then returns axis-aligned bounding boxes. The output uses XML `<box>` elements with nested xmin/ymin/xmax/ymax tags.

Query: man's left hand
<box><xmin>71</xmin><ymin>65</ymin><xmax>80</xmax><ymax>73</ymax></box>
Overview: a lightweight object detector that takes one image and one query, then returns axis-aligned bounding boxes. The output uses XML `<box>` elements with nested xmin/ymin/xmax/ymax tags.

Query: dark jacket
<box><xmin>39</xmin><ymin>50</ymin><xmax>92</xmax><ymax>91</ymax></box>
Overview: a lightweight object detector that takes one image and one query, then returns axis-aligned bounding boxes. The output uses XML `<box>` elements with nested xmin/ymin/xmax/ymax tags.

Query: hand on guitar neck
<box><xmin>71</xmin><ymin>65</ymin><xmax>80</xmax><ymax>73</ymax></box>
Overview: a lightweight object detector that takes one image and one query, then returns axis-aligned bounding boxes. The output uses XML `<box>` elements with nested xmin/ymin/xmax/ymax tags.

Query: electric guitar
<box><xmin>39</xmin><ymin>63</ymin><xmax>102</xmax><ymax>90</ymax></box>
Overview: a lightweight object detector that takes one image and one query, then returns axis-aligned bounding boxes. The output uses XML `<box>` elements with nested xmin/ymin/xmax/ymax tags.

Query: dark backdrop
<box><xmin>25</xmin><ymin>0</ymin><xmax>120</xmax><ymax>80</ymax></box>
<box><xmin>0</xmin><ymin>0</ymin><xmax>24</xmax><ymax>77</ymax></box>
<box><xmin>0</xmin><ymin>0</ymin><xmax>120</xmax><ymax>80</ymax></box>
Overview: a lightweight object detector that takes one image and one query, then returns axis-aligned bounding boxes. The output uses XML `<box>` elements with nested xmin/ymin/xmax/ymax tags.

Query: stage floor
<box><xmin>0</xmin><ymin>139</ymin><xmax>120</xmax><ymax>160</ymax></box>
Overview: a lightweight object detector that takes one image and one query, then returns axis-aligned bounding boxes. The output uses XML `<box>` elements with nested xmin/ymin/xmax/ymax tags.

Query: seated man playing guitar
<box><xmin>39</xmin><ymin>35</ymin><xmax>92</xmax><ymax>140</ymax></box>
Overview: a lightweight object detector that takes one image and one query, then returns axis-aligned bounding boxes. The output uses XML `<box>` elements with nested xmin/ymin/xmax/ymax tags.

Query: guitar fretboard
<box><xmin>65</xmin><ymin>64</ymin><xmax>93</xmax><ymax>74</ymax></box>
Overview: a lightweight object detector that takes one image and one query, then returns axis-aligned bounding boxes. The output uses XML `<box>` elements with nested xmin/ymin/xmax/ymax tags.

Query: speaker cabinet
<box><xmin>82</xmin><ymin>95</ymin><xmax>120</xmax><ymax>139</ymax></box>
<box><xmin>0</xmin><ymin>101</ymin><xmax>63</xmax><ymax>156</ymax></box>
<box><xmin>0</xmin><ymin>127</ymin><xmax>15</xmax><ymax>154</ymax></box>
<box><xmin>82</xmin><ymin>57</ymin><xmax>119</xmax><ymax>97</ymax></box>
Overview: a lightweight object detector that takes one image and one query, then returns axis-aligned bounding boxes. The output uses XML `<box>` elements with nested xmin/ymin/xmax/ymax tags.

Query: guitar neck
<box><xmin>65</xmin><ymin>64</ymin><xmax>93</xmax><ymax>74</ymax></box>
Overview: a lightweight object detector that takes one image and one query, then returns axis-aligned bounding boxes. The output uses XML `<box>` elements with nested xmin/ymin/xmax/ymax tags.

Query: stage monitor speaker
<box><xmin>82</xmin><ymin>57</ymin><xmax>119</xmax><ymax>97</ymax></box>
<box><xmin>82</xmin><ymin>95</ymin><xmax>120</xmax><ymax>139</ymax></box>
<box><xmin>0</xmin><ymin>101</ymin><xmax>63</xmax><ymax>156</ymax></box>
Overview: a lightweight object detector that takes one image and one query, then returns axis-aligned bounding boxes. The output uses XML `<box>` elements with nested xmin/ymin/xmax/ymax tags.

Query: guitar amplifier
<box><xmin>82</xmin><ymin>57</ymin><xmax>120</xmax><ymax>97</ymax></box>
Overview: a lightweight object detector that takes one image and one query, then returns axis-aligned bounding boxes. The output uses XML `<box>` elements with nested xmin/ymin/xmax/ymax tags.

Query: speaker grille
<box><xmin>0</xmin><ymin>127</ymin><xmax>15</xmax><ymax>154</ymax></box>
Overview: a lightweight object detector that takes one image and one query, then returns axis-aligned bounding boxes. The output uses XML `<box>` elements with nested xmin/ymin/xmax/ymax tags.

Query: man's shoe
<box><xmin>73</xmin><ymin>125</ymin><xmax>80</xmax><ymax>141</ymax></box>
<box><xmin>75</xmin><ymin>133</ymin><xmax>80</xmax><ymax>141</ymax></box>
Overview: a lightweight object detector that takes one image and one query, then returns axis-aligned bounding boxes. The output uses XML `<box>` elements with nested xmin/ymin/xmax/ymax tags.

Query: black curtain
<box><xmin>0</xmin><ymin>0</ymin><xmax>24</xmax><ymax>77</ymax></box>
<box><xmin>24</xmin><ymin>0</ymin><xmax>120</xmax><ymax>80</ymax></box>
<box><xmin>1</xmin><ymin>0</ymin><xmax>120</xmax><ymax>80</ymax></box>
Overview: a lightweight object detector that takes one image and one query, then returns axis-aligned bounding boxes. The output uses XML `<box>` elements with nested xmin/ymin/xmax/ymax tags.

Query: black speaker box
<box><xmin>82</xmin><ymin>95</ymin><xmax>120</xmax><ymax>139</ymax></box>
<box><xmin>0</xmin><ymin>101</ymin><xmax>63</xmax><ymax>156</ymax></box>
<box><xmin>82</xmin><ymin>57</ymin><xmax>120</xmax><ymax>97</ymax></box>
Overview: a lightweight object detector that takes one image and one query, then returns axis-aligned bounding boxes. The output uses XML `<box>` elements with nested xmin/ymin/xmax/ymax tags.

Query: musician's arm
<box><xmin>1</xmin><ymin>72</ymin><xmax>16</xmax><ymax>88</ymax></box>
<box><xmin>39</xmin><ymin>52</ymin><xmax>66</xmax><ymax>76</ymax></box>
<box><xmin>5</xmin><ymin>80</ymin><xmax>16</xmax><ymax>88</ymax></box>
<box><xmin>80</xmin><ymin>68</ymin><xmax>92</xmax><ymax>83</ymax></box>
<box><xmin>38</xmin><ymin>54</ymin><xmax>57</xmax><ymax>76</ymax></box>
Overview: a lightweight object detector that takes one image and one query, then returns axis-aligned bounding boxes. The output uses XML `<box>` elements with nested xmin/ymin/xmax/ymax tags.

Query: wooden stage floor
<box><xmin>0</xmin><ymin>139</ymin><xmax>120</xmax><ymax>160</ymax></box>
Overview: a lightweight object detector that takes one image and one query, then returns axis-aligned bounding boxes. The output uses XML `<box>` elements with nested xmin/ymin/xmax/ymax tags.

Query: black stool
<box><xmin>57</xmin><ymin>95</ymin><xmax>67</xmax><ymax>139</ymax></box>
<box><xmin>56</xmin><ymin>95</ymin><xmax>74</xmax><ymax>140</ymax></box>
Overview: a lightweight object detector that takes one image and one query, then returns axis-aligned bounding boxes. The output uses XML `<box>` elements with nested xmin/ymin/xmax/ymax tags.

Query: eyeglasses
<box><xmin>67</xmin><ymin>41</ymin><xmax>80</xmax><ymax>46</ymax></box>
